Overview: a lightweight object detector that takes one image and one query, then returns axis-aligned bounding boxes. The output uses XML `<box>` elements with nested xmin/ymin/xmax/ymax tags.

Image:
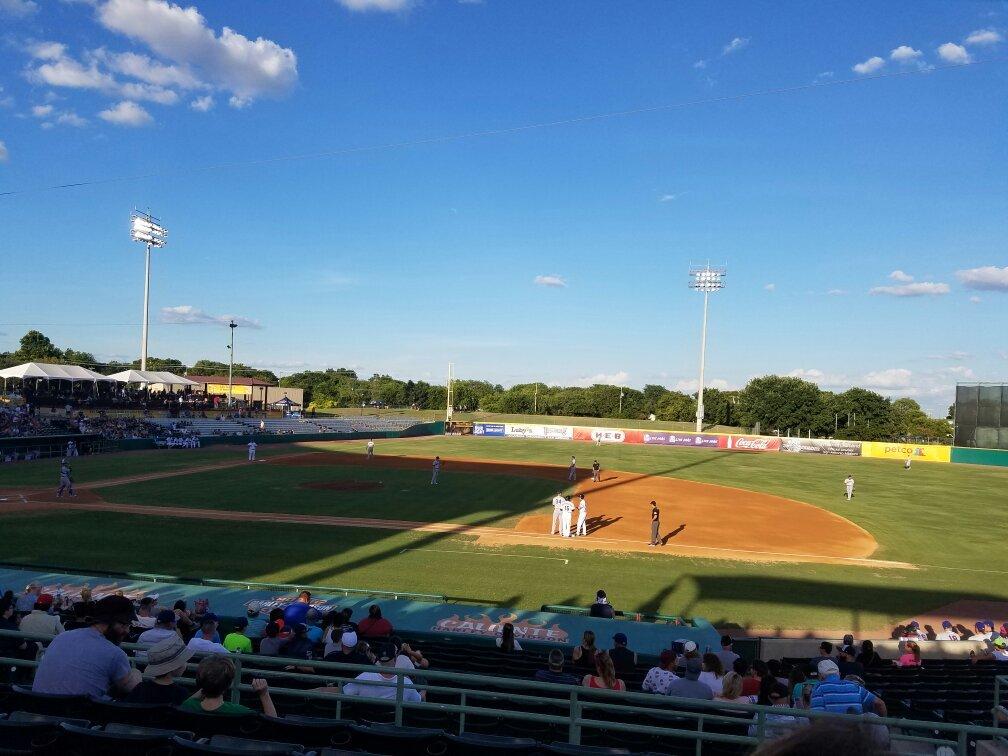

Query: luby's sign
<box><xmin>433</xmin><ymin>612</ymin><xmax>569</xmax><ymax>643</ymax></box>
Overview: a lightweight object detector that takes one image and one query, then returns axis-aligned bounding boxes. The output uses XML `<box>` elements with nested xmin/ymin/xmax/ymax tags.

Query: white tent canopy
<box><xmin>106</xmin><ymin>370</ymin><xmax>198</xmax><ymax>386</ymax></box>
<box><xmin>0</xmin><ymin>362</ymin><xmax>116</xmax><ymax>382</ymax></box>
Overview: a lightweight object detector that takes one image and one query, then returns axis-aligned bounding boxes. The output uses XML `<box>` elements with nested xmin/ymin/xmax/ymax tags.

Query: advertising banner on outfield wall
<box><xmin>573</xmin><ymin>427</ymin><xmax>626</xmax><ymax>444</ymax></box>
<box><xmin>473</xmin><ymin>423</ymin><xmax>506</xmax><ymax>437</ymax></box>
<box><xmin>641</xmin><ymin>431</ymin><xmax>727</xmax><ymax>448</ymax></box>
<box><xmin>725</xmin><ymin>435</ymin><xmax>782</xmax><ymax>452</ymax></box>
<box><xmin>781</xmin><ymin>438</ymin><xmax>862</xmax><ymax>456</ymax></box>
<box><xmin>504</xmin><ymin>423</ymin><xmax>574</xmax><ymax>440</ymax></box>
<box><xmin>860</xmin><ymin>441</ymin><xmax>951</xmax><ymax>463</ymax></box>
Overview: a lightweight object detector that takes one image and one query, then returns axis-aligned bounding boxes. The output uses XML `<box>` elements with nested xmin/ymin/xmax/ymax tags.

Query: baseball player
<box><xmin>550</xmin><ymin>492</ymin><xmax>564</xmax><ymax>535</ymax></box>
<box><xmin>904</xmin><ymin>456</ymin><xmax>912</xmax><ymax>470</ymax></box>
<box><xmin>650</xmin><ymin>500</ymin><xmax>660</xmax><ymax>546</ymax></box>
<box><xmin>247</xmin><ymin>440</ymin><xmax>257</xmax><ymax>462</ymax></box>
<box><xmin>591</xmin><ymin>460</ymin><xmax>600</xmax><ymax>483</ymax></box>
<box><xmin>560</xmin><ymin>497</ymin><xmax>573</xmax><ymax>538</ymax></box>
<box><xmin>844</xmin><ymin>474</ymin><xmax>855</xmax><ymax>501</ymax></box>
<box><xmin>66</xmin><ymin>440</ymin><xmax>78</xmax><ymax>458</ymax></box>
<box><xmin>575</xmin><ymin>494</ymin><xmax>588</xmax><ymax>537</ymax></box>
<box><xmin>431</xmin><ymin>456</ymin><xmax>441</xmax><ymax>485</ymax></box>
<box><xmin>56</xmin><ymin>459</ymin><xmax>76</xmax><ymax>498</ymax></box>
<box><xmin>567</xmin><ymin>456</ymin><xmax>576</xmax><ymax>482</ymax></box>
<box><xmin>366</xmin><ymin>439</ymin><xmax>374</xmax><ymax>459</ymax></box>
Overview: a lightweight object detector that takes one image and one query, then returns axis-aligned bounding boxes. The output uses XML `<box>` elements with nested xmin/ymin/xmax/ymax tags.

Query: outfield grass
<box><xmin>3</xmin><ymin>436</ymin><xmax>1007</xmax><ymax>632</ymax></box>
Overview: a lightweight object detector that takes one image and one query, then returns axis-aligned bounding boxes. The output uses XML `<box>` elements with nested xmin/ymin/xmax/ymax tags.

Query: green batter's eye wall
<box><xmin>954</xmin><ymin>383</ymin><xmax>1008</xmax><ymax>450</ymax></box>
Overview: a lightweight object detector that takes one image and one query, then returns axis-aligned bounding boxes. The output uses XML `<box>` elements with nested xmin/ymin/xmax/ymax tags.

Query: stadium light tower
<box><xmin>688</xmin><ymin>264</ymin><xmax>726</xmax><ymax>433</ymax></box>
<box><xmin>130</xmin><ymin>210</ymin><xmax>167</xmax><ymax>371</ymax></box>
<box><xmin>227</xmin><ymin>320</ymin><xmax>237</xmax><ymax>408</ymax></box>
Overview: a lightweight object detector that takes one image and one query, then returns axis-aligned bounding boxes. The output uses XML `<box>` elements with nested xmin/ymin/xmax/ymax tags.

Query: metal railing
<box><xmin>2</xmin><ymin>629</ymin><xmax>1007</xmax><ymax>754</ymax></box>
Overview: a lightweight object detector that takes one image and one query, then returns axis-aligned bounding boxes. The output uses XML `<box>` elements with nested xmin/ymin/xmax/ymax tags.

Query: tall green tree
<box><xmin>16</xmin><ymin>330</ymin><xmax>63</xmax><ymax>362</ymax></box>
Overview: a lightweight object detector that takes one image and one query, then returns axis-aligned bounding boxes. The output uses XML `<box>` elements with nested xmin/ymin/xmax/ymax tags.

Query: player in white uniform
<box><xmin>550</xmin><ymin>493</ymin><xmax>563</xmax><ymax>535</ymax></box>
<box><xmin>560</xmin><ymin>498</ymin><xmax>573</xmax><ymax>538</ymax></box>
<box><xmin>575</xmin><ymin>494</ymin><xmax>587</xmax><ymax>537</ymax></box>
<box><xmin>431</xmin><ymin>456</ymin><xmax>441</xmax><ymax>485</ymax></box>
<box><xmin>56</xmin><ymin>459</ymin><xmax>76</xmax><ymax>498</ymax></box>
<box><xmin>904</xmin><ymin>456</ymin><xmax>912</xmax><ymax>470</ymax></box>
<box><xmin>247</xmin><ymin>440</ymin><xmax>257</xmax><ymax>461</ymax></box>
<box><xmin>366</xmin><ymin>439</ymin><xmax>374</xmax><ymax>459</ymax></box>
<box><xmin>66</xmin><ymin>440</ymin><xmax>78</xmax><ymax>457</ymax></box>
<box><xmin>844</xmin><ymin>474</ymin><xmax>854</xmax><ymax>501</ymax></box>
<box><xmin>567</xmin><ymin>456</ymin><xmax>576</xmax><ymax>482</ymax></box>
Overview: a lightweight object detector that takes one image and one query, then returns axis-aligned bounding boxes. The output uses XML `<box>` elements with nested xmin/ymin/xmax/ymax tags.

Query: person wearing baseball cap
<box><xmin>608</xmin><ymin>632</ymin><xmax>637</xmax><ymax>675</ymax></box>
<box><xmin>125</xmin><ymin>635</ymin><xmax>193</xmax><ymax>706</ymax></box>
<box><xmin>138</xmin><ymin>609</ymin><xmax>179</xmax><ymax>646</ymax></box>
<box><xmin>342</xmin><ymin>642</ymin><xmax>422</xmax><ymax>702</ymax></box>
<box><xmin>971</xmin><ymin>635</ymin><xmax>1008</xmax><ymax>664</ymax></box>
<box><xmin>810</xmin><ymin>659</ymin><xmax>886</xmax><ymax>716</ymax></box>
<box><xmin>32</xmin><ymin>595</ymin><xmax>141</xmax><ymax>697</ymax></box>
<box><xmin>935</xmin><ymin>620</ymin><xmax>961</xmax><ymax>642</ymax></box>
<box><xmin>666</xmin><ymin>656</ymin><xmax>713</xmax><ymax>700</ymax></box>
<box><xmin>18</xmin><ymin>594</ymin><xmax>64</xmax><ymax>638</ymax></box>
<box><xmin>642</xmin><ymin>649</ymin><xmax>679</xmax><ymax>695</ymax></box>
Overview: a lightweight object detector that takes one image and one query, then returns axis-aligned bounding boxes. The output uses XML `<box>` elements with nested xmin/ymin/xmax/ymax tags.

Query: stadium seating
<box><xmin>144</xmin><ymin>415</ymin><xmax>423</xmax><ymax>437</ymax></box>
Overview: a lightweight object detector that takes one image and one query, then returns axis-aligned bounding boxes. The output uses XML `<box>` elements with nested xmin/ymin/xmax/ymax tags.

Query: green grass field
<box><xmin>3</xmin><ymin>436</ymin><xmax>1007</xmax><ymax>634</ymax></box>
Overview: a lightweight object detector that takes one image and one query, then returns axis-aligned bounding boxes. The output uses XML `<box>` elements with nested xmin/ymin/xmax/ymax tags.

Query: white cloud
<box><xmin>0</xmin><ymin>140</ymin><xmax>8</xmax><ymax>162</ymax></box>
<box><xmin>28</xmin><ymin>41</ymin><xmax>68</xmax><ymax>60</ymax></box>
<box><xmin>965</xmin><ymin>28</ymin><xmax>1003</xmax><ymax>46</ymax></box>
<box><xmin>852</xmin><ymin>56</ymin><xmax>885</xmax><ymax>75</ymax></box>
<box><xmin>862</xmin><ymin>367</ymin><xmax>913</xmax><ymax>389</ymax></box>
<box><xmin>692</xmin><ymin>59</ymin><xmax>707</xmax><ymax>69</ymax></box>
<box><xmin>31</xmin><ymin>104</ymin><xmax>54</xmax><ymax>117</ymax></box>
<box><xmin>928</xmin><ymin>351</ymin><xmax>972</xmax><ymax>361</ymax></box>
<box><xmin>764</xmin><ymin>283</ymin><xmax>775</xmax><ymax>292</ymax></box>
<box><xmin>815</xmin><ymin>71</ymin><xmax>834</xmax><ymax>80</ymax></box>
<box><xmin>336</xmin><ymin>0</ymin><xmax>413</xmax><ymax>10</ymax></box>
<box><xmin>534</xmin><ymin>274</ymin><xmax>566</xmax><ymax>288</ymax></box>
<box><xmin>160</xmin><ymin>305</ymin><xmax>262</xmax><ymax>329</ymax></box>
<box><xmin>56</xmin><ymin>111</ymin><xmax>87</xmax><ymax>126</ymax></box>
<box><xmin>119</xmin><ymin>81</ymin><xmax>179</xmax><ymax>104</ymax></box>
<box><xmin>722</xmin><ymin>37</ymin><xmax>749</xmax><ymax>55</ymax></box>
<box><xmin>970</xmin><ymin>295</ymin><xmax>982</xmax><ymax>304</ymax></box>
<box><xmin>956</xmin><ymin>265</ymin><xmax>1008</xmax><ymax>291</ymax></box>
<box><xmin>228</xmin><ymin>94</ymin><xmax>251</xmax><ymax>109</ymax></box>
<box><xmin>97</xmin><ymin>0</ymin><xmax>298</xmax><ymax>105</ymax></box>
<box><xmin>577</xmin><ymin>370</ymin><xmax>629</xmax><ymax>388</ymax></box>
<box><xmin>888</xmin><ymin>269</ymin><xmax>914</xmax><ymax>282</ymax></box>
<box><xmin>890</xmin><ymin>45</ymin><xmax>922</xmax><ymax>62</ymax></box>
<box><xmin>869</xmin><ymin>282</ymin><xmax>950</xmax><ymax>297</ymax></box>
<box><xmin>658</xmin><ymin>192</ymin><xmax>685</xmax><ymax>202</ymax></box>
<box><xmin>937</xmin><ymin>42</ymin><xmax>971</xmax><ymax>64</ymax></box>
<box><xmin>827</xmin><ymin>288</ymin><xmax>847</xmax><ymax>296</ymax></box>
<box><xmin>30</xmin><ymin>54</ymin><xmax>116</xmax><ymax>90</ymax></box>
<box><xmin>189</xmin><ymin>94</ymin><xmax>214</xmax><ymax>111</ymax></box>
<box><xmin>98</xmin><ymin>100</ymin><xmax>153</xmax><ymax>126</ymax></box>
<box><xmin>0</xmin><ymin>0</ymin><xmax>37</xmax><ymax>17</ymax></box>
<box><xmin>96</xmin><ymin>48</ymin><xmax>202</xmax><ymax>88</ymax></box>
<box><xmin>787</xmin><ymin>368</ymin><xmax>847</xmax><ymax>386</ymax></box>
<box><xmin>674</xmin><ymin>378</ymin><xmax>729</xmax><ymax>393</ymax></box>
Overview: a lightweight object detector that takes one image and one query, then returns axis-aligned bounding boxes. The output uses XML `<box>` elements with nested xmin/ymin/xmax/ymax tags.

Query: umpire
<box><xmin>650</xmin><ymin>500</ymin><xmax>660</xmax><ymax>547</ymax></box>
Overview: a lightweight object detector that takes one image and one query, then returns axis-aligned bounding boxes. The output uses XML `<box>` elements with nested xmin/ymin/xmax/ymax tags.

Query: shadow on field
<box><xmin>586</xmin><ymin>515</ymin><xmax>622</xmax><ymax>535</ymax></box>
<box><xmin>661</xmin><ymin>524</ymin><xmax>686</xmax><ymax>544</ymax></box>
<box><xmin>575</xmin><ymin>454</ymin><xmax>727</xmax><ymax>498</ymax></box>
<box><xmin>655</xmin><ymin>574</ymin><xmax>1008</xmax><ymax>636</ymax></box>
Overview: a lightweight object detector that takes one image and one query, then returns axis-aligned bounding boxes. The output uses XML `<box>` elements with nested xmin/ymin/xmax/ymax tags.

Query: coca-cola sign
<box><xmin>727</xmin><ymin>436</ymin><xmax>782</xmax><ymax>452</ymax></box>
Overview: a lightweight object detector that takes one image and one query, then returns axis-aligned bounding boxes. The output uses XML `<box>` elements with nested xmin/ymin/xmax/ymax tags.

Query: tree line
<box><xmin>2</xmin><ymin>330</ymin><xmax>952</xmax><ymax>441</ymax></box>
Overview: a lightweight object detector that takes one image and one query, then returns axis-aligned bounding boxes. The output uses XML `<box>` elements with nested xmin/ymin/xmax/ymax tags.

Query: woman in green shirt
<box><xmin>180</xmin><ymin>655</ymin><xmax>277</xmax><ymax>717</ymax></box>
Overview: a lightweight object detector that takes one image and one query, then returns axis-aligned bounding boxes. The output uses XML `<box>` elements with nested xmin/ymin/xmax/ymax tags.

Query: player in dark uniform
<box><xmin>649</xmin><ymin>500</ymin><xmax>660</xmax><ymax>546</ymax></box>
<box><xmin>591</xmin><ymin>460</ymin><xmax>601</xmax><ymax>483</ymax></box>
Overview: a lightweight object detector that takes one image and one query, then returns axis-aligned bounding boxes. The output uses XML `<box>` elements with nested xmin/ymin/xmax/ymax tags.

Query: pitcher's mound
<box><xmin>300</xmin><ymin>480</ymin><xmax>384</xmax><ymax>492</ymax></box>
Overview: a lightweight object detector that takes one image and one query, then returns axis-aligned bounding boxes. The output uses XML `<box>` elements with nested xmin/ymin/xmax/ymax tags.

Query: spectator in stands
<box><xmin>747</xmin><ymin>682</ymin><xmax>801</xmax><ymax>741</ymax></box>
<box><xmin>259</xmin><ymin>622</ymin><xmax>283</xmax><ymax>656</ymax></box>
<box><xmin>224</xmin><ymin>618</ymin><xmax>253</xmax><ymax>653</ymax></box>
<box><xmin>767</xmin><ymin>659</ymin><xmax>788</xmax><ymax>687</ymax></box>
<box><xmin>787</xmin><ymin>667</ymin><xmax>807</xmax><ymax>708</ymax></box>
<box><xmin>751</xmin><ymin>718</ymin><xmax>891</xmax><ymax>756</ymax></box>
<box><xmin>897</xmin><ymin>640</ymin><xmax>921</xmax><ymax>667</ymax></box>
<box><xmin>571</xmin><ymin>629</ymin><xmax>598</xmax><ymax>674</ymax></box>
<box><xmin>734</xmin><ymin>657</ymin><xmax>761</xmax><ymax>697</ymax></box>
<box><xmin>244</xmin><ymin>603</ymin><xmax>267</xmax><ymax>639</ymax></box>
<box><xmin>0</xmin><ymin>596</ymin><xmax>37</xmax><ymax>676</ymax></box>
<box><xmin>934</xmin><ymin>620</ymin><xmax>961</xmax><ymax>641</ymax></box>
<box><xmin>971</xmin><ymin>636</ymin><xmax>1008</xmax><ymax>663</ymax></box>
<box><xmin>186</xmin><ymin>615</ymin><xmax>230</xmax><ymax>655</ymax></box>
<box><xmin>836</xmin><ymin>645</ymin><xmax>864</xmax><ymax>678</ymax></box>
<box><xmin>279</xmin><ymin>622</ymin><xmax>314</xmax><ymax>662</ymax></box>
<box><xmin>133</xmin><ymin>597</ymin><xmax>158</xmax><ymax>630</ymax></box>
<box><xmin>31</xmin><ymin>595</ymin><xmax>141</xmax><ymax>697</ymax></box>
<box><xmin>698</xmin><ymin>653</ymin><xmax>725</xmax><ymax>696</ymax></box>
<box><xmin>126</xmin><ymin>635</ymin><xmax>194</xmax><ymax>706</ymax></box>
<box><xmin>608</xmin><ymin>632</ymin><xmax>636</xmax><ymax>675</ymax></box>
<box><xmin>582</xmin><ymin>650</ymin><xmax>626</xmax><ymax>692</ymax></box>
<box><xmin>16</xmin><ymin>584</ymin><xmax>40</xmax><ymax>616</ymax></box>
<box><xmin>666</xmin><ymin>656</ymin><xmax>713</xmax><ymax>700</ymax></box>
<box><xmin>497</xmin><ymin>622</ymin><xmax>522</xmax><ymax>652</ymax></box>
<box><xmin>390</xmin><ymin>637</ymin><xmax>429</xmax><ymax>671</ymax></box>
<box><xmin>181</xmin><ymin>655</ymin><xmax>276</xmax><ymax>717</ymax></box>
<box><xmin>589</xmin><ymin>589</ymin><xmax>615</xmax><ymax>619</ymax></box>
<box><xmin>716</xmin><ymin>634</ymin><xmax>740</xmax><ymax>670</ymax></box>
<box><xmin>642</xmin><ymin>649</ymin><xmax>679</xmax><ymax>694</ymax></box>
<box><xmin>535</xmin><ymin>649</ymin><xmax>579</xmax><ymax>686</ymax></box>
<box><xmin>138</xmin><ymin>610</ymin><xmax>179</xmax><ymax>646</ymax></box>
<box><xmin>809</xmin><ymin>659</ymin><xmax>886</xmax><ymax>716</ymax></box>
<box><xmin>855</xmin><ymin>639</ymin><xmax>885</xmax><ymax>669</ymax></box>
<box><xmin>283</xmin><ymin>591</ymin><xmax>314</xmax><ymax>627</ymax></box>
<box><xmin>714</xmin><ymin>671</ymin><xmax>757</xmax><ymax>704</ymax></box>
<box><xmin>173</xmin><ymin>600</ymin><xmax>197</xmax><ymax>641</ymax></box>
<box><xmin>809</xmin><ymin>641</ymin><xmax>833</xmax><ymax>672</ymax></box>
<box><xmin>357</xmin><ymin>604</ymin><xmax>393</xmax><ymax>639</ymax></box>
<box><xmin>72</xmin><ymin>586</ymin><xmax>95</xmax><ymax>621</ymax></box>
<box><xmin>341</xmin><ymin>642</ymin><xmax>422</xmax><ymax>703</ymax></box>
<box><xmin>326</xmin><ymin>630</ymin><xmax>373</xmax><ymax>666</ymax></box>
<box><xmin>19</xmin><ymin>593</ymin><xmax>64</xmax><ymax>637</ymax></box>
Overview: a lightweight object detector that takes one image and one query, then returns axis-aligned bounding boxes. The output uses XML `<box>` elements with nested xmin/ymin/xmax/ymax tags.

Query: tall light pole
<box><xmin>130</xmin><ymin>210</ymin><xmax>167</xmax><ymax>371</ymax></box>
<box><xmin>689</xmin><ymin>264</ymin><xmax>726</xmax><ymax>433</ymax></box>
<box><xmin>227</xmin><ymin>320</ymin><xmax>237</xmax><ymax>408</ymax></box>
<box><xmin>445</xmin><ymin>363</ymin><xmax>454</xmax><ymax>423</ymax></box>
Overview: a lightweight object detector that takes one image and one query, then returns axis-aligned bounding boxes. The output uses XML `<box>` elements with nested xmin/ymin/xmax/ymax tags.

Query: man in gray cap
<box><xmin>32</xmin><ymin>594</ymin><xmax>142</xmax><ymax>697</ymax></box>
<box><xmin>666</xmin><ymin>657</ymin><xmax>714</xmax><ymax>700</ymax></box>
<box><xmin>125</xmin><ymin>635</ymin><xmax>194</xmax><ymax>706</ymax></box>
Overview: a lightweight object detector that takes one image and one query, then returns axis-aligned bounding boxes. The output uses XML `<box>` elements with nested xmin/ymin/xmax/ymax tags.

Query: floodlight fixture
<box><xmin>688</xmin><ymin>264</ymin><xmax>727</xmax><ymax>433</ymax></box>
<box><xmin>130</xmin><ymin>209</ymin><xmax>168</xmax><ymax>371</ymax></box>
<box><xmin>227</xmin><ymin>320</ymin><xmax>238</xmax><ymax>408</ymax></box>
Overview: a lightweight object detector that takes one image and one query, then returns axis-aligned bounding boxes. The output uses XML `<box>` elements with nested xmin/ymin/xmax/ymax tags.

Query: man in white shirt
<box><xmin>934</xmin><ymin>620</ymin><xmax>960</xmax><ymax>641</ymax></box>
<box><xmin>139</xmin><ymin>610</ymin><xmax>181</xmax><ymax>645</ymax></box>
<box><xmin>186</xmin><ymin>615</ymin><xmax>231</xmax><ymax>655</ymax></box>
<box><xmin>19</xmin><ymin>594</ymin><xmax>64</xmax><ymax>637</ymax></box>
<box><xmin>342</xmin><ymin>643</ymin><xmax>422</xmax><ymax>702</ymax></box>
<box><xmin>550</xmin><ymin>493</ymin><xmax>563</xmax><ymax>535</ymax></box>
<box><xmin>844</xmin><ymin>475</ymin><xmax>855</xmax><ymax>501</ymax></box>
<box><xmin>575</xmin><ymin>494</ymin><xmax>588</xmax><ymax>537</ymax></box>
<box><xmin>642</xmin><ymin>650</ymin><xmax>679</xmax><ymax>694</ymax></box>
<box><xmin>366</xmin><ymin>439</ymin><xmax>374</xmax><ymax>459</ymax></box>
<box><xmin>560</xmin><ymin>498</ymin><xmax>573</xmax><ymax>538</ymax></box>
<box><xmin>247</xmin><ymin>440</ymin><xmax>257</xmax><ymax>462</ymax></box>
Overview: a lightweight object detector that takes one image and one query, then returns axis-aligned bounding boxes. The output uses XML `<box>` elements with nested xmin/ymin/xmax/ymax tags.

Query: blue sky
<box><xmin>1</xmin><ymin>0</ymin><xmax>1006</xmax><ymax>414</ymax></box>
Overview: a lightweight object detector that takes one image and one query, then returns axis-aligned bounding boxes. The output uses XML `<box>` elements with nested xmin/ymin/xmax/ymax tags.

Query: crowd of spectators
<box><xmin>0</xmin><ymin>401</ymin><xmax>72</xmax><ymax>438</ymax></box>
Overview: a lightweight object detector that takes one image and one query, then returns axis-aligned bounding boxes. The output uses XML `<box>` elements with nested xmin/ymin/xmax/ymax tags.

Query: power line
<box><xmin>1</xmin><ymin>58</ymin><xmax>1000</xmax><ymax>199</ymax></box>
